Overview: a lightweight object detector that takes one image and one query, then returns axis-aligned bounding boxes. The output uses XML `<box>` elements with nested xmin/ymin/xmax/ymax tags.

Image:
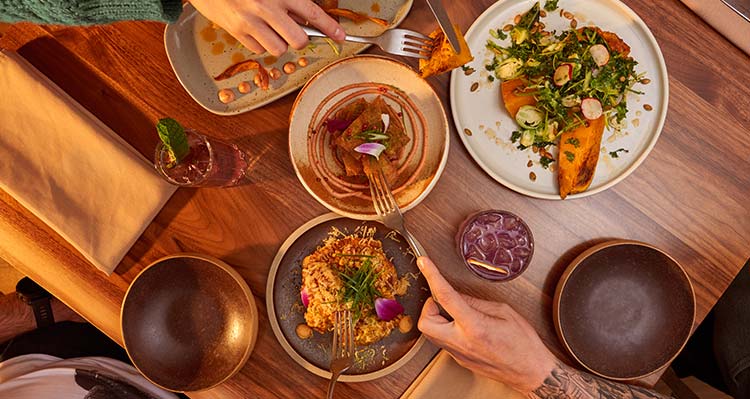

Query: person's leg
<box><xmin>0</xmin><ymin>321</ymin><xmax>129</xmax><ymax>363</ymax></box>
<box><xmin>713</xmin><ymin>260</ymin><xmax>750</xmax><ymax>398</ymax></box>
<box><xmin>671</xmin><ymin>310</ymin><xmax>729</xmax><ymax>393</ymax></box>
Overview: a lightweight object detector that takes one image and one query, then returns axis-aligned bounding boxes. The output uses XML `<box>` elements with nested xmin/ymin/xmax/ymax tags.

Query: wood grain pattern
<box><xmin>0</xmin><ymin>0</ymin><xmax>749</xmax><ymax>397</ymax></box>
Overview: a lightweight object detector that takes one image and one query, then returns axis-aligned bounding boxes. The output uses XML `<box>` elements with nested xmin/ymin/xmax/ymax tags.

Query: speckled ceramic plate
<box><xmin>164</xmin><ymin>1</ymin><xmax>412</xmax><ymax>115</ymax></box>
<box><xmin>450</xmin><ymin>0</ymin><xmax>668</xmax><ymax>199</ymax></box>
<box><xmin>553</xmin><ymin>240</ymin><xmax>695</xmax><ymax>380</ymax></box>
<box><xmin>289</xmin><ymin>55</ymin><xmax>450</xmax><ymax>220</ymax></box>
<box><xmin>266</xmin><ymin>213</ymin><xmax>429</xmax><ymax>382</ymax></box>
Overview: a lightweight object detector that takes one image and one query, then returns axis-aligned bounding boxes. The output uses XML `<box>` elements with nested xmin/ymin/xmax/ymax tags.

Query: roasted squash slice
<box><xmin>501</xmin><ymin>78</ymin><xmax>607</xmax><ymax>199</ymax></box>
<box><xmin>500</xmin><ymin>78</ymin><xmax>537</xmax><ymax>118</ymax></box>
<box><xmin>418</xmin><ymin>26</ymin><xmax>473</xmax><ymax>78</ymax></box>
<box><xmin>557</xmin><ymin>116</ymin><xmax>606</xmax><ymax>199</ymax></box>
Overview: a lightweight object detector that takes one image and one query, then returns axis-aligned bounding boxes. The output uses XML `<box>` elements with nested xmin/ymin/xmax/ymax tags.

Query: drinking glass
<box><xmin>154</xmin><ymin>130</ymin><xmax>250</xmax><ymax>187</ymax></box>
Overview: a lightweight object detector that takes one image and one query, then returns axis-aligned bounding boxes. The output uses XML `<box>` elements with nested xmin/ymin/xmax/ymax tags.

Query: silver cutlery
<box><xmin>364</xmin><ymin>159</ymin><xmax>426</xmax><ymax>257</ymax></box>
<box><xmin>425</xmin><ymin>0</ymin><xmax>460</xmax><ymax>52</ymax></box>
<box><xmin>301</xmin><ymin>25</ymin><xmax>434</xmax><ymax>59</ymax></box>
<box><xmin>327</xmin><ymin>310</ymin><xmax>353</xmax><ymax>399</ymax></box>
<box><xmin>363</xmin><ymin>158</ymin><xmax>452</xmax><ymax>321</ymax></box>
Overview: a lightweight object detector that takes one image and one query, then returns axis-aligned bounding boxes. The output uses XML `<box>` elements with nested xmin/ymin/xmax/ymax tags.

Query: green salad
<box><xmin>484</xmin><ymin>2</ymin><xmax>646</xmax><ymax>164</ymax></box>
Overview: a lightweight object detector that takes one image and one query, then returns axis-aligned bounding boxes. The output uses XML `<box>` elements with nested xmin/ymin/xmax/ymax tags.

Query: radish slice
<box><xmin>374</xmin><ymin>298</ymin><xmax>404</xmax><ymax>321</ymax></box>
<box><xmin>581</xmin><ymin>98</ymin><xmax>603</xmax><ymax>120</ymax></box>
<box><xmin>589</xmin><ymin>44</ymin><xmax>610</xmax><ymax>66</ymax></box>
<box><xmin>553</xmin><ymin>64</ymin><xmax>572</xmax><ymax>86</ymax></box>
<box><xmin>300</xmin><ymin>287</ymin><xmax>310</xmax><ymax>307</ymax></box>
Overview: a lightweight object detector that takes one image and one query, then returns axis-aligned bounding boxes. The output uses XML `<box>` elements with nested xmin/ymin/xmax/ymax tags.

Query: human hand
<box><xmin>190</xmin><ymin>0</ymin><xmax>345</xmax><ymax>56</ymax></box>
<box><xmin>416</xmin><ymin>256</ymin><xmax>558</xmax><ymax>395</ymax></box>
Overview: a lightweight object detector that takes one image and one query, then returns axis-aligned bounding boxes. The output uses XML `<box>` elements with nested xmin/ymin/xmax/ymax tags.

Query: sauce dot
<box><xmin>211</xmin><ymin>42</ymin><xmax>225</xmax><ymax>55</ymax></box>
<box><xmin>200</xmin><ymin>25</ymin><xmax>217</xmax><ymax>42</ymax></box>
<box><xmin>218</xmin><ymin>89</ymin><xmax>235</xmax><ymax>103</ymax></box>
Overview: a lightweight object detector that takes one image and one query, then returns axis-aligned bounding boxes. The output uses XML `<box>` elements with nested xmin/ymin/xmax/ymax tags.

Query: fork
<box><xmin>364</xmin><ymin>158</ymin><xmax>426</xmax><ymax>257</ymax></box>
<box><xmin>364</xmin><ymin>158</ymin><xmax>453</xmax><ymax>321</ymax></box>
<box><xmin>301</xmin><ymin>26</ymin><xmax>433</xmax><ymax>59</ymax></box>
<box><xmin>327</xmin><ymin>310</ymin><xmax>353</xmax><ymax>399</ymax></box>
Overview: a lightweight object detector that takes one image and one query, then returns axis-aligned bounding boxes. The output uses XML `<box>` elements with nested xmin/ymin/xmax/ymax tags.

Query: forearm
<box><xmin>0</xmin><ymin>293</ymin><xmax>36</xmax><ymax>343</ymax></box>
<box><xmin>529</xmin><ymin>361</ymin><xmax>672</xmax><ymax>399</ymax></box>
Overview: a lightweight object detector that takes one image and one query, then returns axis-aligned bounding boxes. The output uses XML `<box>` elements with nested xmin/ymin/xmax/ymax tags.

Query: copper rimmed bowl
<box><xmin>121</xmin><ymin>253</ymin><xmax>258</xmax><ymax>392</ymax></box>
<box><xmin>553</xmin><ymin>240</ymin><xmax>695</xmax><ymax>380</ymax></box>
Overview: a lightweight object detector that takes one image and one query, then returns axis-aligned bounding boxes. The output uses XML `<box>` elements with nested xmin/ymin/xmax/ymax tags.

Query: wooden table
<box><xmin>1</xmin><ymin>0</ymin><xmax>749</xmax><ymax>397</ymax></box>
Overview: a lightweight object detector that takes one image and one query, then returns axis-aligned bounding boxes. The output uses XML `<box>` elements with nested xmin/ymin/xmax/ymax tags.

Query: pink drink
<box><xmin>155</xmin><ymin>130</ymin><xmax>249</xmax><ymax>187</ymax></box>
<box><xmin>456</xmin><ymin>210</ymin><xmax>534</xmax><ymax>281</ymax></box>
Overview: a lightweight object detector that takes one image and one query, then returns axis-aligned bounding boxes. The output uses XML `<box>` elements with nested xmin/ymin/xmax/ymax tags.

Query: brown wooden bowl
<box><xmin>121</xmin><ymin>253</ymin><xmax>258</xmax><ymax>392</ymax></box>
<box><xmin>553</xmin><ymin>240</ymin><xmax>695</xmax><ymax>380</ymax></box>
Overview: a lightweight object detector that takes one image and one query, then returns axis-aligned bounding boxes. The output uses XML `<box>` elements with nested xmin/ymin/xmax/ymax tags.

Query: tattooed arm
<box><xmin>531</xmin><ymin>361</ymin><xmax>672</xmax><ymax>398</ymax></box>
<box><xmin>415</xmin><ymin>256</ymin><xmax>671</xmax><ymax>399</ymax></box>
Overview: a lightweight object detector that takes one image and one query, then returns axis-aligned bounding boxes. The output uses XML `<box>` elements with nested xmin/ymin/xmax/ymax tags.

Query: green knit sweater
<box><xmin>0</xmin><ymin>0</ymin><xmax>183</xmax><ymax>24</ymax></box>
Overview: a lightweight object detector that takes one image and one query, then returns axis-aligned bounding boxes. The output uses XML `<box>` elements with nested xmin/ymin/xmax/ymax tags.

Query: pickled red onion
<box><xmin>374</xmin><ymin>297</ymin><xmax>404</xmax><ymax>321</ymax></box>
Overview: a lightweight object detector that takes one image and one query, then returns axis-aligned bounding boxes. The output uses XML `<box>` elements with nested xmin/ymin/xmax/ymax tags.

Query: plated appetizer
<box><xmin>326</xmin><ymin>96</ymin><xmax>410</xmax><ymax>183</ymax></box>
<box><xmin>486</xmin><ymin>2</ymin><xmax>646</xmax><ymax>198</ymax></box>
<box><xmin>300</xmin><ymin>228</ymin><xmax>411</xmax><ymax>345</ymax></box>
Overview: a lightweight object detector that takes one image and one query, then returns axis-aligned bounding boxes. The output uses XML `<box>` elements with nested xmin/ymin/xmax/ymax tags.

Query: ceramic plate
<box><xmin>266</xmin><ymin>213</ymin><xmax>429</xmax><ymax>382</ymax></box>
<box><xmin>289</xmin><ymin>55</ymin><xmax>449</xmax><ymax>220</ymax></box>
<box><xmin>553</xmin><ymin>240</ymin><xmax>695</xmax><ymax>380</ymax></box>
<box><xmin>450</xmin><ymin>0</ymin><xmax>669</xmax><ymax>199</ymax></box>
<box><xmin>164</xmin><ymin>1</ymin><xmax>412</xmax><ymax>115</ymax></box>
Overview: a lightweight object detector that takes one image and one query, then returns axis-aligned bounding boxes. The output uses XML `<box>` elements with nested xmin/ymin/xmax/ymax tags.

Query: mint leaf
<box><xmin>156</xmin><ymin>118</ymin><xmax>189</xmax><ymax>164</ymax></box>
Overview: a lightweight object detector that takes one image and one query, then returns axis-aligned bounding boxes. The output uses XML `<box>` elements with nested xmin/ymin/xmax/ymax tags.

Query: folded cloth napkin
<box><xmin>0</xmin><ymin>50</ymin><xmax>176</xmax><ymax>274</ymax></box>
<box><xmin>401</xmin><ymin>350</ymin><xmax>525</xmax><ymax>399</ymax></box>
<box><xmin>680</xmin><ymin>0</ymin><xmax>750</xmax><ymax>55</ymax></box>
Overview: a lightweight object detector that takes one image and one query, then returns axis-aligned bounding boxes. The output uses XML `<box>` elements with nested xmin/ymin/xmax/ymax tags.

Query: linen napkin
<box><xmin>401</xmin><ymin>350</ymin><xmax>525</xmax><ymax>399</ymax></box>
<box><xmin>0</xmin><ymin>50</ymin><xmax>176</xmax><ymax>274</ymax></box>
<box><xmin>680</xmin><ymin>0</ymin><xmax>750</xmax><ymax>55</ymax></box>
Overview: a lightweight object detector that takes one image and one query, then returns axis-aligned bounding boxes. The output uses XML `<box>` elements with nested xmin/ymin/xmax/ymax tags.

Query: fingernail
<box><xmin>333</xmin><ymin>27</ymin><xmax>344</xmax><ymax>40</ymax></box>
<box><xmin>417</xmin><ymin>257</ymin><xmax>425</xmax><ymax>270</ymax></box>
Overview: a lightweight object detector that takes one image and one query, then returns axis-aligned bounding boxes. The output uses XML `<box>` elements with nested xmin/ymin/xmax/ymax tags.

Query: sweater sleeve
<box><xmin>0</xmin><ymin>0</ymin><xmax>183</xmax><ymax>25</ymax></box>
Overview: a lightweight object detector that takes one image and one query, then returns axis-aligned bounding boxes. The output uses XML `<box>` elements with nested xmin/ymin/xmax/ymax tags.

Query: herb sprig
<box><xmin>156</xmin><ymin>118</ymin><xmax>189</xmax><ymax>166</ymax></box>
<box><xmin>339</xmin><ymin>257</ymin><xmax>382</xmax><ymax>322</ymax></box>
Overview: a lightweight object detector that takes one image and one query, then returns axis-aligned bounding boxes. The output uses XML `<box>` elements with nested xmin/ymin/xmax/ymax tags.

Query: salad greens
<box><xmin>485</xmin><ymin>2</ymin><xmax>645</xmax><ymax>165</ymax></box>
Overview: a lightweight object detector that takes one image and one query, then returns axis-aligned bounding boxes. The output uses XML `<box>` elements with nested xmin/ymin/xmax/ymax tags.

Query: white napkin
<box><xmin>0</xmin><ymin>50</ymin><xmax>176</xmax><ymax>274</ymax></box>
<box><xmin>401</xmin><ymin>350</ymin><xmax>525</xmax><ymax>399</ymax></box>
<box><xmin>680</xmin><ymin>0</ymin><xmax>750</xmax><ymax>55</ymax></box>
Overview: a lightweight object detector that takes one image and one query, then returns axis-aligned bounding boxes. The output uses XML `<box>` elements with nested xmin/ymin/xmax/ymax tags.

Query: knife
<box><xmin>721</xmin><ymin>0</ymin><xmax>750</xmax><ymax>23</ymax></box>
<box><xmin>425</xmin><ymin>0</ymin><xmax>461</xmax><ymax>53</ymax></box>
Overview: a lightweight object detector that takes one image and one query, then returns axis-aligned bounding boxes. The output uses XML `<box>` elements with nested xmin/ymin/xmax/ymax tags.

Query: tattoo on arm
<box><xmin>529</xmin><ymin>361</ymin><xmax>673</xmax><ymax>399</ymax></box>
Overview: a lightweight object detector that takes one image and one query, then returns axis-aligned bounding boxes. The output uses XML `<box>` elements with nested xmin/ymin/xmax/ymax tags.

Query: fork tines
<box><xmin>398</xmin><ymin>30</ymin><xmax>436</xmax><ymax>59</ymax></box>
<box><xmin>332</xmin><ymin>310</ymin><xmax>353</xmax><ymax>359</ymax></box>
<box><xmin>367</xmin><ymin>165</ymin><xmax>396</xmax><ymax>217</ymax></box>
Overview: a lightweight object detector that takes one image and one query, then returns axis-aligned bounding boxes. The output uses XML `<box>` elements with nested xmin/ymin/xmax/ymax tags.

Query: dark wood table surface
<box><xmin>1</xmin><ymin>0</ymin><xmax>749</xmax><ymax>398</ymax></box>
